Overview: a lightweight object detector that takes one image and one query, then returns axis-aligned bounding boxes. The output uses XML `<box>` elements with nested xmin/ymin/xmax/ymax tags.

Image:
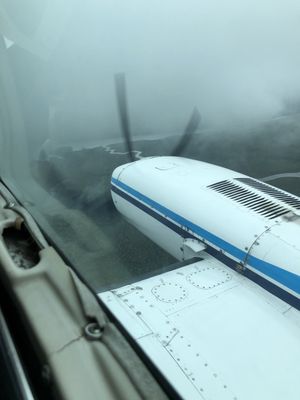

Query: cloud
<box><xmin>4</xmin><ymin>0</ymin><xmax>300</xmax><ymax>142</ymax></box>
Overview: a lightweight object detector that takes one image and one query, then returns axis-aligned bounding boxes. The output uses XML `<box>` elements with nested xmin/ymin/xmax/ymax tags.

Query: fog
<box><xmin>2</xmin><ymin>0</ymin><xmax>300</xmax><ymax>290</ymax></box>
<box><xmin>2</xmin><ymin>0</ymin><xmax>300</xmax><ymax>144</ymax></box>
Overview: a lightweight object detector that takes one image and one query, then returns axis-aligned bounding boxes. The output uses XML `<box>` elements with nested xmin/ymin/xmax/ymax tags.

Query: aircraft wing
<box><xmin>99</xmin><ymin>254</ymin><xmax>300</xmax><ymax>400</ymax></box>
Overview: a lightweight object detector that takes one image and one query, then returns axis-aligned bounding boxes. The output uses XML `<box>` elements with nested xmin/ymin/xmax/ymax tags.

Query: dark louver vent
<box><xmin>235</xmin><ymin>177</ymin><xmax>300</xmax><ymax>209</ymax></box>
<box><xmin>208</xmin><ymin>179</ymin><xmax>290</xmax><ymax>219</ymax></box>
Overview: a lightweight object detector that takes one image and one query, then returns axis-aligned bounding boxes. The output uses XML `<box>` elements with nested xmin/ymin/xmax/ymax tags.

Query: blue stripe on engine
<box><xmin>111</xmin><ymin>178</ymin><xmax>300</xmax><ymax>297</ymax></box>
<box><xmin>111</xmin><ymin>184</ymin><xmax>300</xmax><ymax>310</ymax></box>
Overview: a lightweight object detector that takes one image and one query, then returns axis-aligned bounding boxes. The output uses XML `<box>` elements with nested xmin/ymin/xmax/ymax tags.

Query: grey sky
<box><xmin>2</xmin><ymin>0</ymin><xmax>300</xmax><ymax>141</ymax></box>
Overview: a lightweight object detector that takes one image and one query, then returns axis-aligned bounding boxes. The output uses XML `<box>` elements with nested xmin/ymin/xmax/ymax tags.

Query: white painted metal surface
<box><xmin>111</xmin><ymin>157</ymin><xmax>300</xmax><ymax>300</ymax></box>
<box><xmin>99</xmin><ymin>255</ymin><xmax>300</xmax><ymax>400</ymax></box>
<box><xmin>105</xmin><ymin>156</ymin><xmax>300</xmax><ymax>399</ymax></box>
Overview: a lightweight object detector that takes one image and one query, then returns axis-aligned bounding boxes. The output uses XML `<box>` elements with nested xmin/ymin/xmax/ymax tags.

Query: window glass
<box><xmin>1</xmin><ymin>0</ymin><xmax>300</xmax><ymax>292</ymax></box>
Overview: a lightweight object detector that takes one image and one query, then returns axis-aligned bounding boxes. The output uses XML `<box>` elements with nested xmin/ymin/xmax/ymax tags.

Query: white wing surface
<box><xmin>99</xmin><ymin>254</ymin><xmax>300</xmax><ymax>400</ymax></box>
